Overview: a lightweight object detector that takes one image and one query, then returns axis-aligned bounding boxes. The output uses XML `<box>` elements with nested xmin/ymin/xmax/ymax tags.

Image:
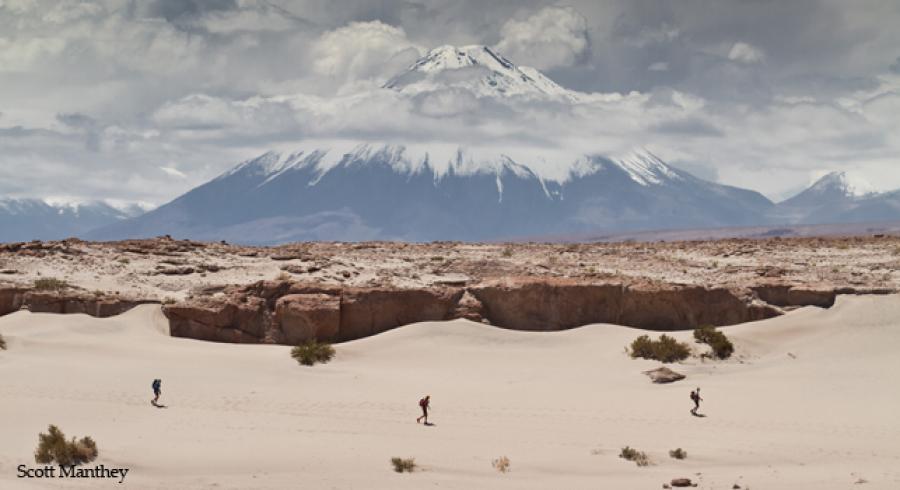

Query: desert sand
<box><xmin>1</xmin><ymin>295</ymin><xmax>899</xmax><ymax>489</ymax></box>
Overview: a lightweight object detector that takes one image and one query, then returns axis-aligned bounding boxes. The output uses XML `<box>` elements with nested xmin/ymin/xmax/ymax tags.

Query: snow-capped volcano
<box><xmin>384</xmin><ymin>45</ymin><xmax>580</xmax><ymax>101</ymax></box>
<box><xmin>770</xmin><ymin>171</ymin><xmax>899</xmax><ymax>225</ymax></box>
<box><xmin>74</xmin><ymin>46</ymin><xmax>898</xmax><ymax>244</ymax></box>
<box><xmin>88</xmin><ymin>143</ymin><xmax>774</xmax><ymax>243</ymax></box>
<box><xmin>804</xmin><ymin>171</ymin><xmax>877</xmax><ymax>198</ymax></box>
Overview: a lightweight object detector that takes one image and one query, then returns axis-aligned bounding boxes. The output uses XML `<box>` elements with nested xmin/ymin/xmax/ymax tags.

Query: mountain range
<box><xmin>0</xmin><ymin>199</ymin><xmax>144</xmax><ymax>243</ymax></box>
<box><xmin>3</xmin><ymin>45</ymin><xmax>898</xmax><ymax>244</ymax></box>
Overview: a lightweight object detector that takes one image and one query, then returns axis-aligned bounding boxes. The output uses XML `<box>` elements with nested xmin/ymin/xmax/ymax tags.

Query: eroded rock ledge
<box><xmin>0</xmin><ymin>287</ymin><xmax>153</xmax><ymax>318</ymax></box>
<box><xmin>158</xmin><ymin>278</ymin><xmax>892</xmax><ymax>345</ymax></box>
<box><xmin>0</xmin><ymin>278</ymin><xmax>893</xmax><ymax>344</ymax></box>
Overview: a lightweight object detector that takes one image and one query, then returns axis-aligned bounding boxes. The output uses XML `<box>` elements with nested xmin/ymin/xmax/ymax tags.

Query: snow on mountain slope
<box><xmin>384</xmin><ymin>45</ymin><xmax>580</xmax><ymax>101</ymax></box>
<box><xmin>803</xmin><ymin>171</ymin><xmax>876</xmax><ymax>198</ymax></box>
<box><xmin>771</xmin><ymin>171</ymin><xmax>897</xmax><ymax>225</ymax></box>
<box><xmin>87</xmin><ymin>143</ymin><xmax>776</xmax><ymax>244</ymax></box>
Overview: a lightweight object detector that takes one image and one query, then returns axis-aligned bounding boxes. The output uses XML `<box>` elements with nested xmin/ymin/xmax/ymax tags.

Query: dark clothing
<box><xmin>417</xmin><ymin>397</ymin><xmax>430</xmax><ymax>423</ymax></box>
<box><xmin>151</xmin><ymin>380</ymin><xmax>162</xmax><ymax>404</ymax></box>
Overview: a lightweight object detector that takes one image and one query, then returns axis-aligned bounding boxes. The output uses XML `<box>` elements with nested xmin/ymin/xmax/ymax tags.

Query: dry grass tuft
<box><xmin>629</xmin><ymin>335</ymin><xmax>691</xmax><ymax>363</ymax></box>
<box><xmin>391</xmin><ymin>457</ymin><xmax>416</xmax><ymax>473</ymax></box>
<box><xmin>492</xmin><ymin>455</ymin><xmax>511</xmax><ymax>473</ymax></box>
<box><xmin>34</xmin><ymin>425</ymin><xmax>98</xmax><ymax>466</ymax></box>
<box><xmin>619</xmin><ymin>446</ymin><xmax>650</xmax><ymax>467</ymax></box>
<box><xmin>291</xmin><ymin>340</ymin><xmax>336</xmax><ymax>366</ymax></box>
<box><xmin>33</xmin><ymin>278</ymin><xmax>71</xmax><ymax>291</ymax></box>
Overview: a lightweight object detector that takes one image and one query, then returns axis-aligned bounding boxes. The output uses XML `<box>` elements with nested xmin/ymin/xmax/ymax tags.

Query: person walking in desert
<box><xmin>690</xmin><ymin>387</ymin><xmax>703</xmax><ymax>415</ymax></box>
<box><xmin>416</xmin><ymin>395</ymin><xmax>431</xmax><ymax>425</ymax></box>
<box><xmin>151</xmin><ymin>378</ymin><xmax>162</xmax><ymax>407</ymax></box>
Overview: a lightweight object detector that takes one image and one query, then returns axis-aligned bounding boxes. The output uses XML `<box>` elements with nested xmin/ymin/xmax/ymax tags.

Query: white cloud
<box><xmin>0</xmin><ymin>36</ymin><xmax>66</xmax><ymax>72</ymax></box>
<box><xmin>648</xmin><ymin>61</ymin><xmax>669</xmax><ymax>72</ymax></box>
<box><xmin>495</xmin><ymin>6</ymin><xmax>589</xmax><ymax>70</ymax></box>
<box><xmin>160</xmin><ymin>166</ymin><xmax>187</xmax><ymax>179</ymax></box>
<box><xmin>728</xmin><ymin>42</ymin><xmax>765</xmax><ymax>64</ymax></box>
<box><xmin>311</xmin><ymin>21</ymin><xmax>422</xmax><ymax>89</ymax></box>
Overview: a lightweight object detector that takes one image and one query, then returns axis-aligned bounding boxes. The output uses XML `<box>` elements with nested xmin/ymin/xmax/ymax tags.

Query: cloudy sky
<box><xmin>1</xmin><ymin>0</ymin><xmax>899</xmax><ymax>207</ymax></box>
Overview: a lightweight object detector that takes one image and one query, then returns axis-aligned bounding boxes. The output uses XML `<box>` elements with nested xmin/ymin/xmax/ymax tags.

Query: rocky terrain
<box><xmin>1</xmin><ymin>235</ymin><xmax>897</xmax><ymax>344</ymax></box>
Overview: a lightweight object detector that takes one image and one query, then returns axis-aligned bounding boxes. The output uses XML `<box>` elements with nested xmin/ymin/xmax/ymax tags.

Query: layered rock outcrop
<box><xmin>3</xmin><ymin>275</ymin><xmax>893</xmax><ymax>347</ymax></box>
<box><xmin>469</xmin><ymin>278</ymin><xmax>779</xmax><ymax>331</ymax></box>
<box><xmin>156</xmin><ymin>278</ymin><xmax>795</xmax><ymax>345</ymax></box>
<box><xmin>162</xmin><ymin>281</ymin><xmax>465</xmax><ymax>344</ymax></box>
<box><xmin>0</xmin><ymin>286</ymin><xmax>151</xmax><ymax>318</ymax></box>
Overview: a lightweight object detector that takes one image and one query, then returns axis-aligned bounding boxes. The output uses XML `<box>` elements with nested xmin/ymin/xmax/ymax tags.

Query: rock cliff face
<box><xmin>155</xmin><ymin>278</ymin><xmax>856</xmax><ymax>345</ymax></box>
<box><xmin>0</xmin><ymin>287</ymin><xmax>151</xmax><ymax>318</ymax></box>
<box><xmin>162</xmin><ymin>281</ymin><xmax>465</xmax><ymax>343</ymax></box>
<box><xmin>0</xmin><ymin>277</ymin><xmax>892</xmax><ymax>345</ymax></box>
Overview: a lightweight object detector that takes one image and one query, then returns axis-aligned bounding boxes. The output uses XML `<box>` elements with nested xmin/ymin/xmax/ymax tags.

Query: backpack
<box><xmin>419</xmin><ymin>398</ymin><xmax>428</xmax><ymax>408</ymax></box>
<box><xmin>152</xmin><ymin>379</ymin><xmax>160</xmax><ymax>390</ymax></box>
<box><xmin>690</xmin><ymin>391</ymin><xmax>696</xmax><ymax>401</ymax></box>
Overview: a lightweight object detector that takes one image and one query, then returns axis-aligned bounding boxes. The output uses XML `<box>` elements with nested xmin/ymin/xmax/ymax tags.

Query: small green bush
<box><xmin>693</xmin><ymin>326</ymin><xmax>734</xmax><ymax>359</ymax></box>
<box><xmin>34</xmin><ymin>425</ymin><xmax>98</xmax><ymax>466</ymax></box>
<box><xmin>669</xmin><ymin>448</ymin><xmax>687</xmax><ymax>459</ymax></box>
<box><xmin>291</xmin><ymin>340</ymin><xmax>335</xmax><ymax>366</ymax></box>
<box><xmin>33</xmin><ymin>278</ymin><xmax>71</xmax><ymax>291</ymax></box>
<box><xmin>619</xmin><ymin>446</ymin><xmax>650</xmax><ymax>467</ymax></box>
<box><xmin>391</xmin><ymin>457</ymin><xmax>416</xmax><ymax>473</ymax></box>
<box><xmin>629</xmin><ymin>334</ymin><xmax>691</xmax><ymax>363</ymax></box>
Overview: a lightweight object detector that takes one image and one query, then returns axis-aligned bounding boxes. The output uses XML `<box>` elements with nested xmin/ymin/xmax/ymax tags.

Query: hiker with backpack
<box><xmin>151</xmin><ymin>379</ymin><xmax>162</xmax><ymax>406</ymax></box>
<box><xmin>416</xmin><ymin>395</ymin><xmax>431</xmax><ymax>425</ymax></box>
<box><xmin>690</xmin><ymin>388</ymin><xmax>703</xmax><ymax>415</ymax></box>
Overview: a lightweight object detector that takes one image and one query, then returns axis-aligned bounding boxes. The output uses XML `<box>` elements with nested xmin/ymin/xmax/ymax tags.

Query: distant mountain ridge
<box><xmin>0</xmin><ymin>198</ymin><xmax>145</xmax><ymax>242</ymax></box>
<box><xmin>773</xmin><ymin>171</ymin><xmax>900</xmax><ymax>225</ymax></box>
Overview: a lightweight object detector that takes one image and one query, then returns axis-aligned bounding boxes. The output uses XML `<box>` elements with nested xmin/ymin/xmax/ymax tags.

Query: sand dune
<box><xmin>1</xmin><ymin>296</ymin><xmax>899</xmax><ymax>489</ymax></box>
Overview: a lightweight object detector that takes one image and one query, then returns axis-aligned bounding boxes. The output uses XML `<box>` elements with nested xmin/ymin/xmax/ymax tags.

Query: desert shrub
<box><xmin>33</xmin><ymin>278</ymin><xmax>71</xmax><ymax>291</ymax></box>
<box><xmin>291</xmin><ymin>340</ymin><xmax>335</xmax><ymax>366</ymax></box>
<box><xmin>391</xmin><ymin>457</ymin><xmax>416</xmax><ymax>473</ymax></box>
<box><xmin>0</xmin><ymin>334</ymin><xmax>5</xmax><ymax>350</ymax></box>
<box><xmin>34</xmin><ymin>425</ymin><xmax>98</xmax><ymax>466</ymax></box>
<box><xmin>492</xmin><ymin>455</ymin><xmax>511</xmax><ymax>473</ymax></box>
<box><xmin>629</xmin><ymin>335</ymin><xmax>691</xmax><ymax>363</ymax></box>
<box><xmin>693</xmin><ymin>326</ymin><xmax>734</xmax><ymax>360</ymax></box>
<box><xmin>501</xmin><ymin>245</ymin><xmax>514</xmax><ymax>257</ymax></box>
<box><xmin>619</xmin><ymin>446</ymin><xmax>650</xmax><ymax>467</ymax></box>
<box><xmin>669</xmin><ymin>448</ymin><xmax>687</xmax><ymax>460</ymax></box>
<box><xmin>117</xmin><ymin>257</ymin><xmax>130</xmax><ymax>264</ymax></box>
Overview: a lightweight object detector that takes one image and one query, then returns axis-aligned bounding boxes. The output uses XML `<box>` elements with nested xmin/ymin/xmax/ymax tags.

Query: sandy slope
<box><xmin>1</xmin><ymin>296</ymin><xmax>899</xmax><ymax>489</ymax></box>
